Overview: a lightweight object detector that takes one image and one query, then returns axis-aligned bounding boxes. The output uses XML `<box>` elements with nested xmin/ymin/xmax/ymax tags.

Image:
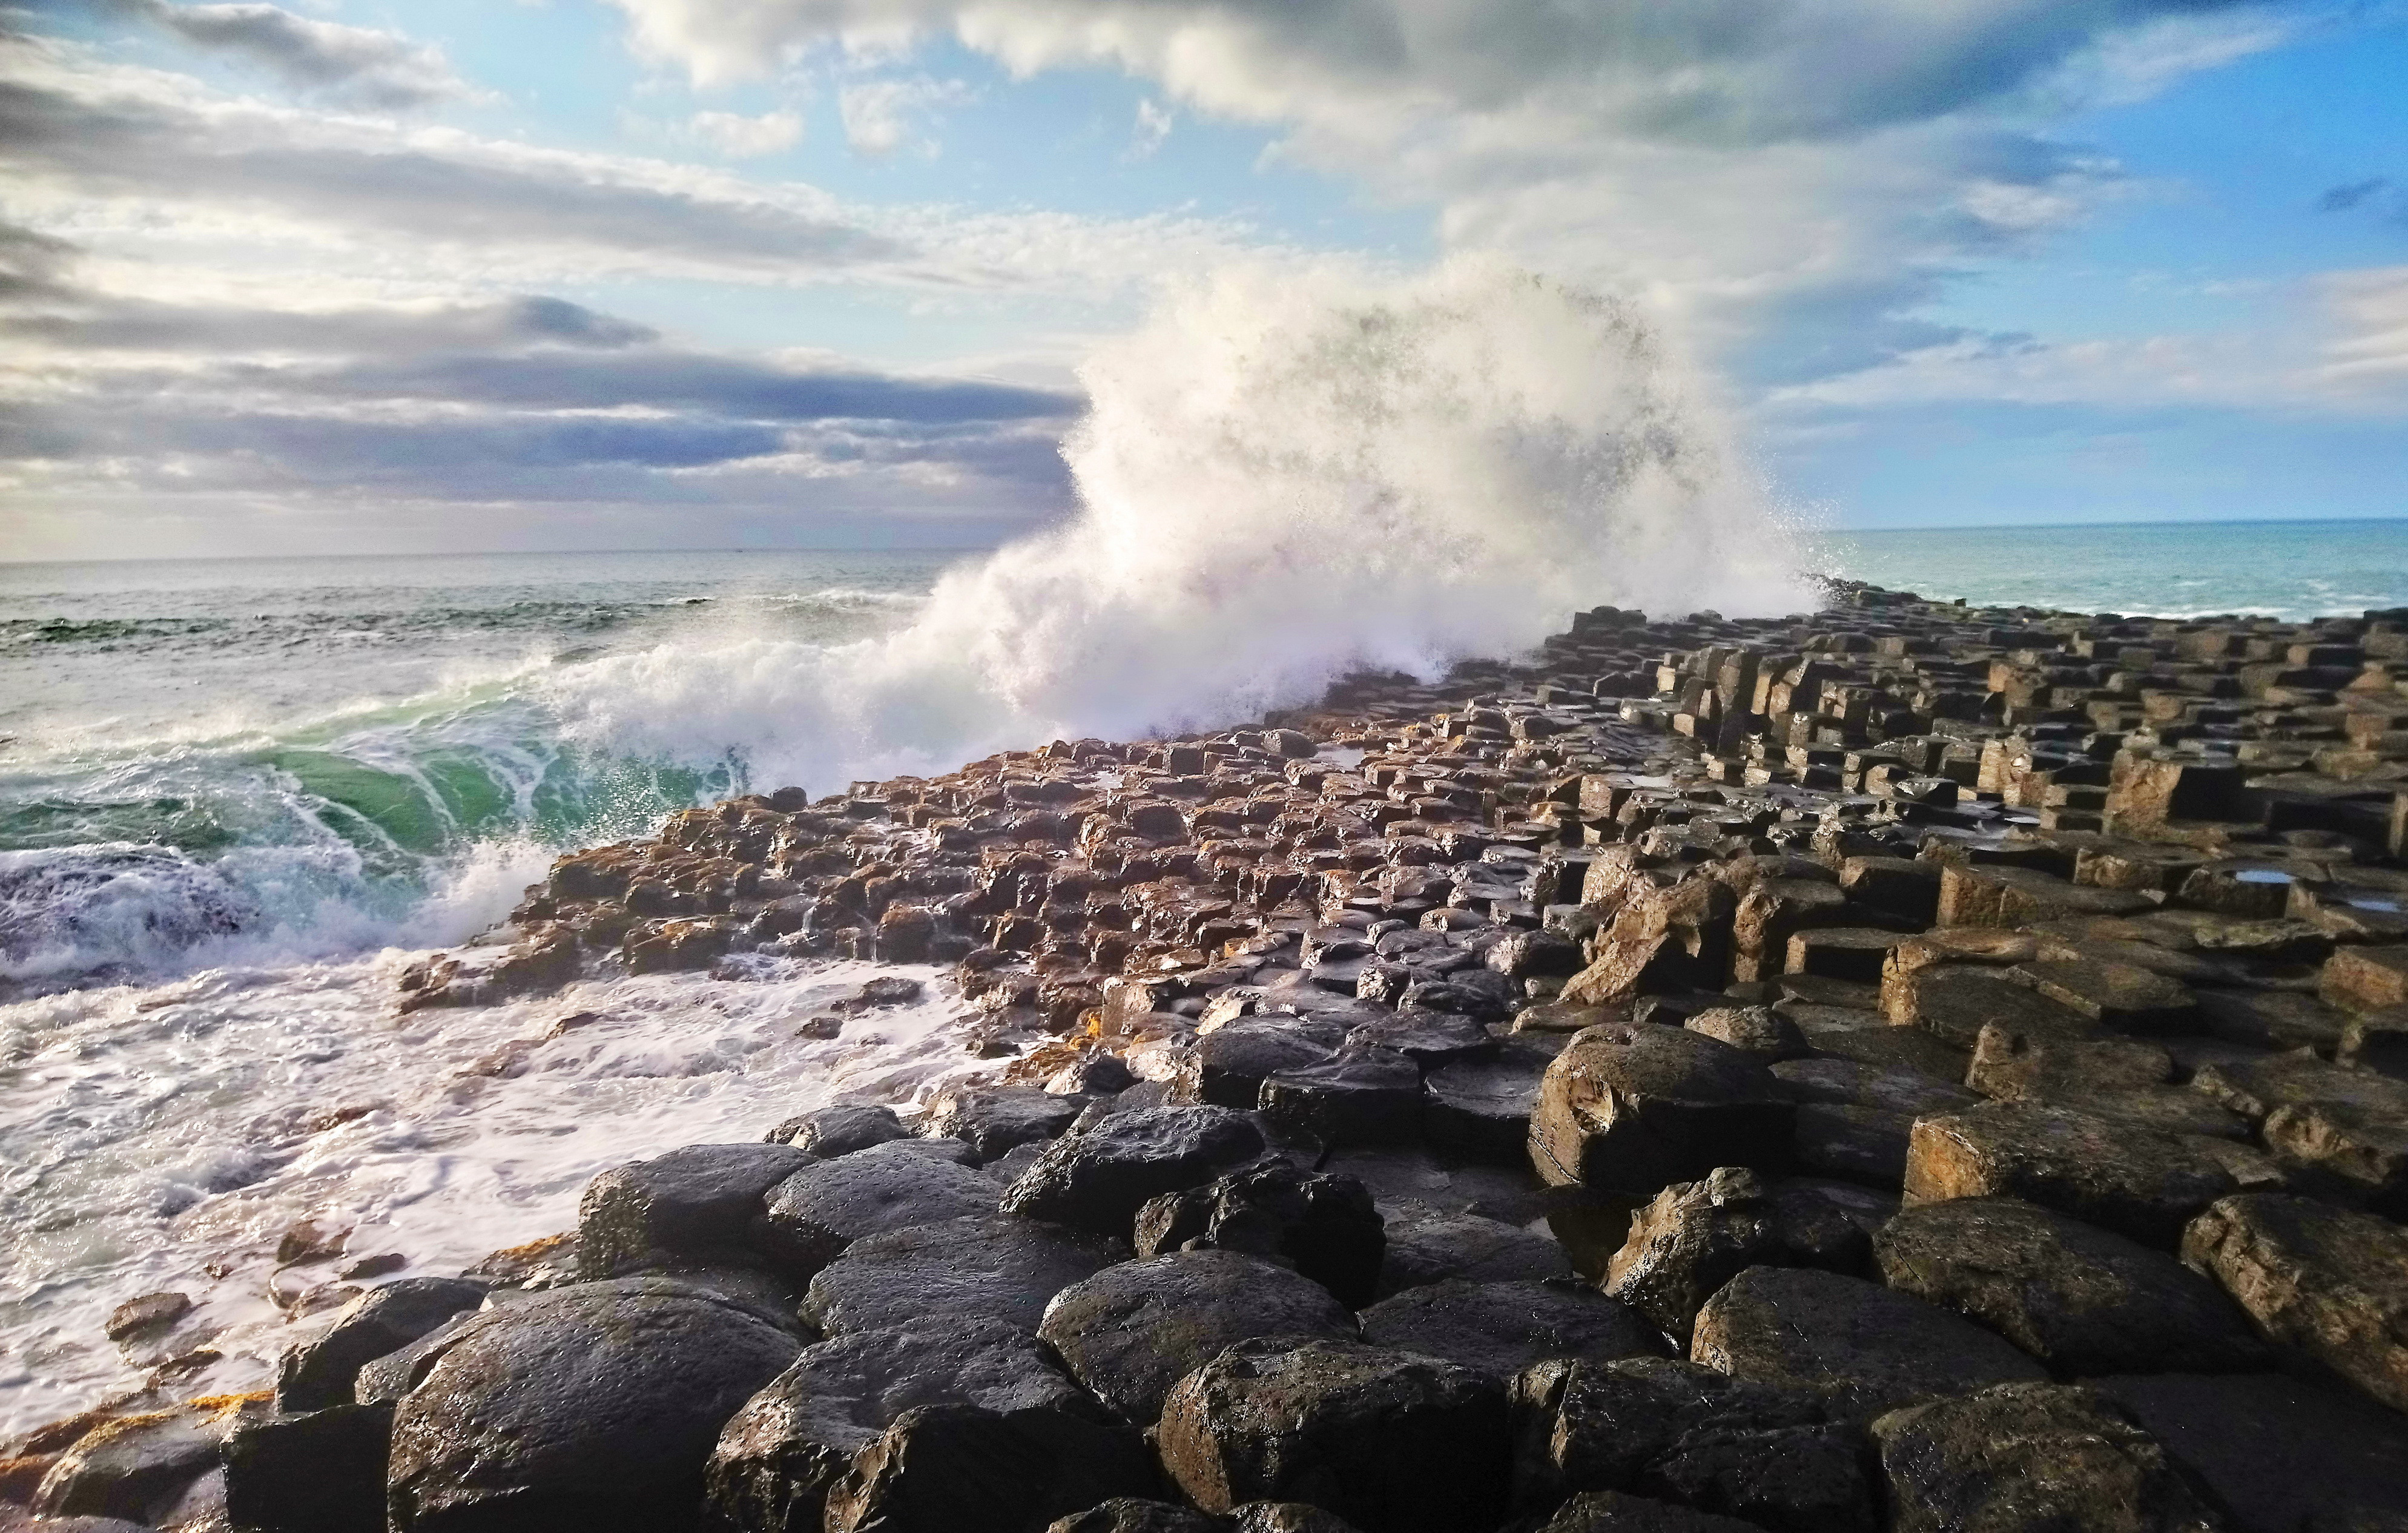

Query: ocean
<box><xmin>3</xmin><ymin>288</ymin><xmax>2400</xmax><ymax>1432</ymax></box>
<box><xmin>1813</xmin><ymin>518</ymin><xmax>2408</xmax><ymax>624</ymax></box>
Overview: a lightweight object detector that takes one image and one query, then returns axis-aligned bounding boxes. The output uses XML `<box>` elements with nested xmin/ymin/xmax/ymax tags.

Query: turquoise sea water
<box><xmin>1816</xmin><ymin>518</ymin><xmax>2408</xmax><ymax>623</ymax></box>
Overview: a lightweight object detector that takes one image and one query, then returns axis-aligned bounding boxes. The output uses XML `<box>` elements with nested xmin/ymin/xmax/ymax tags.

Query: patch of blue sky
<box><xmin>1927</xmin><ymin>12</ymin><xmax>2408</xmax><ymax>346</ymax></box>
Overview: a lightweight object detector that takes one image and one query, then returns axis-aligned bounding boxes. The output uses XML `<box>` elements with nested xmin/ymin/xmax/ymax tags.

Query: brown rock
<box><xmin>2321</xmin><ymin>946</ymin><xmax>2408</xmax><ymax>1012</ymax></box>
<box><xmin>1870</xmin><ymin>1382</ymin><xmax>2222</xmax><ymax>1533</ymax></box>
<box><xmin>2192</xmin><ymin>1052</ymin><xmax>2408</xmax><ymax>1210</ymax></box>
<box><xmin>1873</xmin><ymin>1196</ymin><xmax>2267</xmax><ymax>1375</ymax></box>
<box><xmin>1937</xmin><ymin>866</ymin><xmax>2153</xmax><ymax>930</ymax></box>
<box><xmin>2013</xmin><ymin>959</ymin><xmax>2198</xmax><ymax>1033</ymax></box>
<box><xmin>1903</xmin><ymin>1102</ymin><xmax>2241</xmax><ymax>1248</ymax></box>
<box><xmin>1604</xmin><ymin>1167</ymin><xmax>1872</xmax><ymax>1336</ymax></box>
<box><xmin>2181</xmin><ymin>1193</ymin><xmax>2408</xmax><ymax>1412</ymax></box>
<box><xmin>1888</xmin><ymin>964</ymin><xmax>2098</xmax><ymax>1049</ymax></box>
<box><xmin>1563</xmin><ymin>882</ymin><xmax>1739</xmax><ymax>1007</ymax></box>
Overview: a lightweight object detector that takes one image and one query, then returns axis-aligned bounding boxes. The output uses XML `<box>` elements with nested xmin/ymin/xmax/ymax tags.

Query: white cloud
<box><xmin>1761</xmin><ymin>265</ymin><xmax>2408</xmax><ymax>417</ymax></box>
<box><xmin>686</xmin><ymin>105</ymin><xmax>804</xmax><ymax>156</ymax></box>
<box><xmin>837</xmin><ymin>75</ymin><xmax>971</xmax><ymax>157</ymax></box>
<box><xmin>1129</xmin><ymin>96</ymin><xmax>1170</xmax><ymax>157</ymax></box>
<box><xmin>601</xmin><ymin>0</ymin><xmax>2304</xmax><ymax>394</ymax></box>
<box><xmin>0</xmin><ymin>36</ymin><xmax>1278</xmax><ymax>297</ymax></box>
<box><xmin>113</xmin><ymin>0</ymin><xmax>475</xmax><ymax>108</ymax></box>
<box><xmin>2312</xmin><ymin>266</ymin><xmax>2408</xmax><ymax>394</ymax></box>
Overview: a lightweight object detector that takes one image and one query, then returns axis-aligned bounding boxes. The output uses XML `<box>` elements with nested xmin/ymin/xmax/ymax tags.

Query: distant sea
<box><xmin>1815</xmin><ymin>518</ymin><xmax>2408</xmax><ymax>624</ymax></box>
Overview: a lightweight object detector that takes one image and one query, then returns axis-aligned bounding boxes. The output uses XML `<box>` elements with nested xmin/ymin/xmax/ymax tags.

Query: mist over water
<box><xmin>554</xmin><ymin>259</ymin><xmax>1816</xmax><ymax>794</ymax></box>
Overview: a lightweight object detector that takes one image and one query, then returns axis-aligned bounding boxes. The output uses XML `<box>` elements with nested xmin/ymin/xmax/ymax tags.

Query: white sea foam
<box><xmin>0</xmin><ymin>954</ymin><xmax>984</xmax><ymax>1434</ymax></box>
<box><xmin>546</xmin><ymin>258</ymin><xmax>1817</xmax><ymax>796</ymax></box>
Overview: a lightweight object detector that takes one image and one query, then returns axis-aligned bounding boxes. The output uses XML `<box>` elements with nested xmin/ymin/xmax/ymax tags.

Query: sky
<box><xmin>1</xmin><ymin>0</ymin><xmax>2403</xmax><ymax>560</ymax></box>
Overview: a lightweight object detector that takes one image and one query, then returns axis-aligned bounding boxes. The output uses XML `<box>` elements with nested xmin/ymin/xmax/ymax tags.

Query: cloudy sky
<box><xmin>3</xmin><ymin>0</ymin><xmax>2403</xmax><ymax>559</ymax></box>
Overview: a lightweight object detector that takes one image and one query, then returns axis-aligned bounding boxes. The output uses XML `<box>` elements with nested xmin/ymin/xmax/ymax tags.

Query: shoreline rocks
<box><xmin>17</xmin><ymin>582</ymin><xmax>2408</xmax><ymax>1532</ymax></box>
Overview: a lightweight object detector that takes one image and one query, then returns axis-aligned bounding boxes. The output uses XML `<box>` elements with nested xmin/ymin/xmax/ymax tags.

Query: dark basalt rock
<box><xmin>1357</xmin><ymin>1279</ymin><xmax>1666</xmax><ymax>1380</ymax></box>
<box><xmin>1040</xmin><ymin>1250</ymin><xmax>1357</xmax><ymax>1424</ymax></box>
<box><xmin>276</xmin><ymin>1277</ymin><xmax>490</xmax><ymax>1413</ymax></box>
<box><xmin>1341</xmin><ymin>1011</ymin><xmax>1500</xmax><ymax>1070</ymax></box>
<box><xmin>1178</xmin><ymin>1021</ymin><xmax>1341</xmax><ymax>1109</ymax></box>
<box><xmin>707</xmin><ymin>1316</ymin><xmax>1151</xmax><ymax>1533</ymax></box>
<box><xmin>1425</xmin><ymin>1043</ymin><xmax>1555</xmax><ymax>1161</ymax></box>
<box><xmin>1257</xmin><ymin>1047</ymin><xmax>1427</xmax><ymax>1146</ymax></box>
<box><xmin>1603</xmin><ymin>1169</ymin><xmax>1872</xmax><ymax>1337</ymax></box>
<box><xmin>1690</xmin><ymin>1267</ymin><xmax>2046</xmax><ymax>1420</ymax></box>
<box><xmin>223</xmin><ymin>1400</ymin><xmax>394</xmax><ymax>1533</ymax></box>
<box><xmin>1873</xmin><ymin>1196</ymin><xmax>2268</xmax><ymax>1376</ymax></box>
<box><xmin>1156</xmin><ymin>1336</ymin><xmax>1511</xmax><ymax>1533</ymax></box>
<box><xmin>804</xmin><ymin>1214</ymin><xmax>1126</xmax><ymax>1337</ymax></box>
<box><xmin>1044</xmin><ymin>1500</ymin><xmax>1222</xmax><ymax>1533</ymax></box>
<box><xmin>30</xmin><ymin>1409</ymin><xmax>228</xmax><ymax>1526</ymax></box>
<box><xmin>2089</xmin><ymin>1371</ymin><xmax>2408</xmax><ymax>1533</ymax></box>
<box><xmin>767</xmin><ymin>1103</ymin><xmax>909</xmax><ymax>1157</ymax></box>
<box><xmin>1227</xmin><ymin>1504</ymin><xmax>1369</xmax><ymax>1533</ymax></box>
<box><xmin>925</xmin><ymin>1083</ymin><xmax>1087</xmax><ymax>1165</ymax></box>
<box><xmin>1001</xmin><ymin>1107</ymin><xmax>1266</xmax><ymax>1233</ymax></box>
<box><xmin>1510</xmin><ymin>1356</ymin><xmax>1869</xmax><ymax>1533</ymax></box>
<box><xmin>1528</xmin><ymin>1024</ymin><xmax>1793</xmax><ymax>1195</ymax></box>
<box><xmin>2180</xmin><ymin>1193</ymin><xmax>2408</xmax><ymax>1412</ymax></box>
<box><xmin>577</xmin><ymin>1141</ymin><xmax>817</xmax><ymax>1278</ymax></box>
<box><xmin>1133</xmin><ymin>1159</ymin><xmax>1385</xmax><ymax>1308</ymax></box>
<box><xmin>1376</xmin><ymin>1202</ymin><xmax>1572</xmax><ymax>1297</ymax></box>
<box><xmin>385</xmin><ymin>1277</ymin><xmax>804</xmax><ymax>1532</ymax></box>
<box><xmin>1526</xmin><ymin>1491</ymin><xmax>1776</xmax><ymax>1533</ymax></box>
<box><xmin>1869</xmin><ymin>1382</ymin><xmax>2220</xmax><ymax>1533</ymax></box>
<box><xmin>752</xmin><ymin>1138</ymin><xmax>1001</xmax><ymax>1276</ymax></box>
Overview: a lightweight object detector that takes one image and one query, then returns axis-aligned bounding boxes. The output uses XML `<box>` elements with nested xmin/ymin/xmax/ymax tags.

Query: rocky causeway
<box><xmin>10</xmin><ymin>580</ymin><xmax>2408</xmax><ymax>1533</ymax></box>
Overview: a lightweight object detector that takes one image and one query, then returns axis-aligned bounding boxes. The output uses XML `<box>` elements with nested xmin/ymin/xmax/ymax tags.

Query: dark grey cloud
<box><xmin>298</xmin><ymin>351</ymin><xmax>1075</xmax><ymax>425</ymax></box>
<box><xmin>0</xmin><ymin>291</ymin><xmax>659</xmax><ymax>354</ymax></box>
<box><xmin>2</xmin><ymin>236</ymin><xmax>1079</xmax><ymax>512</ymax></box>
<box><xmin>0</xmin><ymin>69</ymin><xmax>912</xmax><ymax>275</ymax></box>
<box><xmin>93</xmin><ymin>0</ymin><xmax>470</xmax><ymax>108</ymax></box>
<box><xmin>619</xmin><ymin>0</ymin><xmax>2272</xmax><ymax>148</ymax></box>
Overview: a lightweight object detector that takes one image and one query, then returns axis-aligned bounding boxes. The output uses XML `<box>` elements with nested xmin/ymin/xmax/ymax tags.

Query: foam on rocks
<box><xmin>14</xmin><ymin>578</ymin><xmax>2408</xmax><ymax>1531</ymax></box>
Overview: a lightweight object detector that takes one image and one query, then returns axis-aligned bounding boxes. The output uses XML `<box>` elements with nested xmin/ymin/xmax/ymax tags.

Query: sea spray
<box><xmin>550</xmin><ymin>259</ymin><xmax>1817</xmax><ymax>792</ymax></box>
<box><xmin>0</xmin><ymin>268</ymin><xmax>1817</xmax><ymax>1426</ymax></box>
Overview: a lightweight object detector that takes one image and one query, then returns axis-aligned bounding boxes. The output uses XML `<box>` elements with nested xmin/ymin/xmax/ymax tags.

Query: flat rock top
<box><xmin>1040</xmin><ymin>1250</ymin><xmax>1356</xmax><ymax>1424</ymax></box>
<box><xmin>1691</xmin><ymin>1265</ymin><xmax>2047</xmax><ymax>1417</ymax></box>
<box><xmin>803</xmin><ymin>1213</ymin><xmax>1127</xmax><ymax>1336</ymax></box>
<box><xmin>1546</xmin><ymin>1023</ymin><xmax>1789</xmax><ymax>1107</ymax></box>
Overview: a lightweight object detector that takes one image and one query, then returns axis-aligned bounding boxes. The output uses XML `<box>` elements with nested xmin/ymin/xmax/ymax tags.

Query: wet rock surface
<box><xmin>32</xmin><ymin>585</ymin><xmax>2405</xmax><ymax>1533</ymax></box>
<box><xmin>384</xmin><ymin>1277</ymin><xmax>804</xmax><ymax>1532</ymax></box>
<box><xmin>705</xmin><ymin>1315</ymin><xmax>1150</xmax><ymax>1533</ymax></box>
<box><xmin>1133</xmin><ymin>1159</ymin><xmax>1384</xmax><ymax>1307</ymax></box>
<box><xmin>1510</xmin><ymin>1356</ymin><xmax>1870</xmax><ymax>1532</ymax></box>
<box><xmin>1001</xmin><ymin>1107</ymin><xmax>1267</xmax><ymax>1233</ymax></box>
<box><xmin>803</xmin><ymin>1213</ymin><xmax>1126</xmax><ymax>1337</ymax></box>
<box><xmin>1156</xmin><ymin>1337</ymin><xmax>1510</xmax><ymax>1533</ymax></box>
<box><xmin>1040</xmin><ymin>1250</ymin><xmax>1357</xmax><ymax>1425</ymax></box>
